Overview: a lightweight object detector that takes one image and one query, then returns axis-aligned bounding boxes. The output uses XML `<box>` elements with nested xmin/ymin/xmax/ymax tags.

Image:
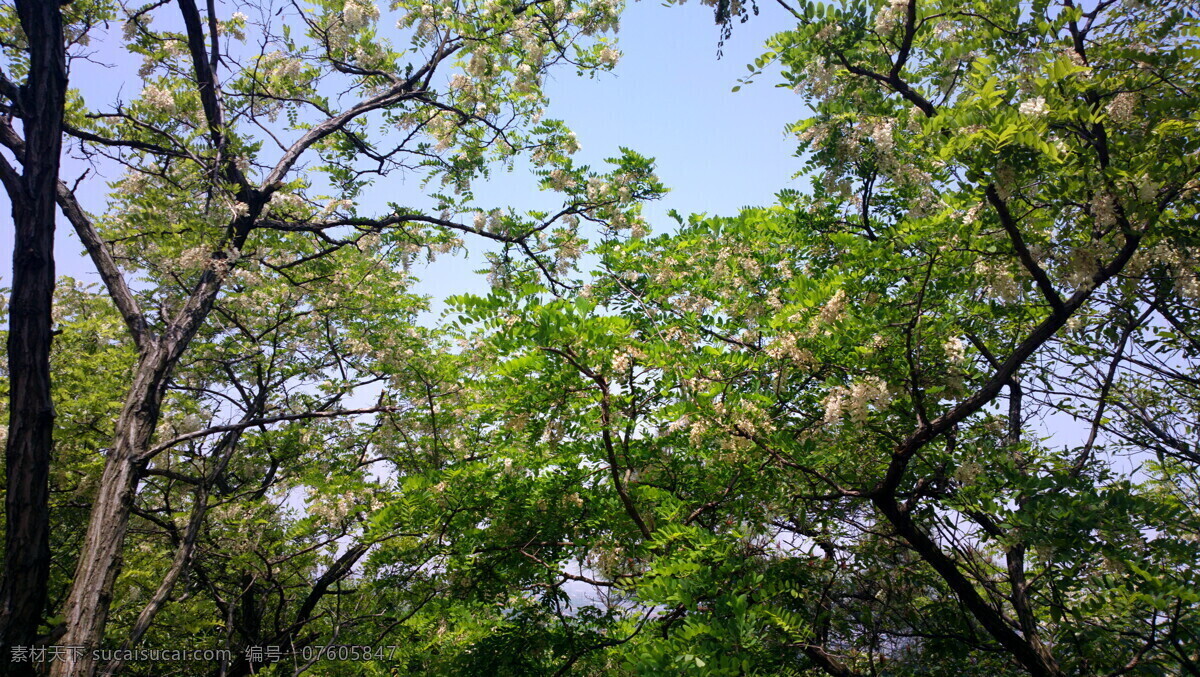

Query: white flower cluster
<box><xmin>1019</xmin><ymin>96</ymin><xmax>1048</xmax><ymax>117</ymax></box>
<box><xmin>597</xmin><ymin>45</ymin><xmax>620</xmax><ymax>68</ymax></box>
<box><xmin>962</xmin><ymin>202</ymin><xmax>984</xmax><ymax>224</ymax></box>
<box><xmin>665</xmin><ymin>415</ymin><xmax>690</xmax><ymax>434</ymax></box>
<box><xmin>222</xmin><ymin>12</ymin><xmax>247</xmax><ymax>41</ymax></box>
<box><xmin>512</xmin><ymin>16</ymin><xmax>548</xmax><ymax>63</ymax></box>
<box><xmin>176</xmin><ymin>245</ymin><xmax>237</xmax><ymax>278</ymax></box>
<box><xmin>250</xmin><ymin>51</ymin><xmax>306</xmax><ymax>119</ymax></box>
<box><xmin>549</xmin><ymin>235</ymin><xmax>583</xmax><ymax>273</ymax></box>
<box><xmin>1091</xmin><ymin>191</ymin><xmax>1118</xmax><ymax>228</ymax></box>
<box><xmin>136</xmin><ymin>40</ymin><xmax>186</xmax><ymax>78</ymax></box>
<box><xmin>123</xmin><ymin>17</ymin><xmax>143</xmax><ymax>40</ymax></box>
<box><xmin>344</xmin><ymin>336</ymin><xmax>374</xmax><ymax>356</ymax></box>
<box><xmin>611</xmin><ymin>346</ymin><xmax>641</xmax><ymax>373</ymax></box>
<box><xmin>563</xmin><ymin>131</ymin><xmax>581</xmax><ymax>155</ymax></box>
<box><xmin>874</xmin><ymin>0</ymin><xmax>908</xmax><ymax>36</ymax></box>
<box><xmin>585</xmin><ymin>177</ymin><xmax>609</xmax><ymax>201</ymax></box>
<box><xmin>1065</xmin><ymin>241</ymin><xmax>1111</xmax><ymax>289</ymax></box>
<box><xmin>1137</xmin><ymin>174</ymin><xmax>1157</xmax><ymax>204</ymax></box>
<box><xmin>425</xmin><ymin>112</ymin><xmax>458</xmax><ymax>152</ymax></box>
<box><xmin>472</xmin><ymin>209</ymin><xmax>506</xmax><ymax>231</ymax></box>
<box><xmin>796</xmin><ymin>121</ymin><xmax>830</xmax><ymax>146</ymax></box>
<box><xmin>932</xmin><ymin>20</ymin><xmax>961</xmax><ymax>41</ymax></box>
<box><xmin>466</xmin><ymin>48</ymin><xmax>493</xmax><ymax>78</ymax></box>
<box><xmin>764</xmin><ymin>332</ymin><xmax>817</xmax><ymax>368</ymax></box>
<box><xmin>314</xmin><ymin>0</ymin><xmax>379</xmax><ymax>55</ymax></box>
<box><xmin>513</xmin><ymin>63</ymin><xmax>540</xmax><ymax>95</ymax></box>
<box><xmin>673</xmin><ymin>294</ymin><xmax>713</xmax><ymax>314</ymax></box>
<box><xmin>565</xmin><ymin>0</ymin><xmax>619</xmax><ymax>37</ymax></box>
<box><xmin>141</xmin><ymin>84</ymin><xmax>176</xmax><ymax>114</ymax></box>
<box><xmin>974</xmin><ymin>260</ymin><xmax>1021</xmax><ymax>301</ymax></box>
<box><xmin>356</xmin><ymin>231</ymin><xmax>383</xmax><ymax>252</ymax></box>
<box><xmin>547</xmin><ymin>168</ymin><xmax>577</xmax><ymax>190</ymax></box>
<box><xmin>796</xmin><ymin>59</ymin><xmax>840</xmax><ymax>99</ymax></box>
<box><xmin>871</xmin><ymin>118</ymin><xmax>895</xmax><ymax>152</ymax></box>
<box><xmin>822</xmin><ymin>376</ymin><xmax>891</xmax><ymax>425</ymax></box>
<box><xmin>409</xmin><ymin>3</ymin><xmax>440</xmax><ymax>40</ymax></box>
<box><xmin>1106</xmin><ymin>92</ymin><xmax>1138</xmax><ymax>124</ymax></box>
<box><xmin>815</xmin><ymin>22</ymin><xmax>842</xmax><ymax>41</ymax></box>
<box><xmin>177</xmin><ymin>246</ymin><xmax>209</xmax><ymax>271</ymax></box>
<box><xmin>342</xmin><ymin>0</ymin><xmax>379</xmax><ymax>30</ymax></box>
<box><xmin>122</xmin><ymin>171</ymin><xmax>150</xmax><ymax>194</ymax></box>
<box><xmin>539</xmin><ymin>419</ymin><xmax>563</xmax><ymax>444</ymax></box>
<box><xmin>738</xmin><ymin>257</ymin><xmax>762</xmax><ymax>280</ymax></box>
<box><xmin>906</xmin><ymin>190</ymin><xmax>937</xmax><ymax>219</ymax></box>
<box><xmin>267</xmin><ymin>190</ymin><xmax>308</xmax><ymax>215</ymax></box>
<box><xmin>320</xmin><ymin>198</ymin><xmax>355</xmax><ymax>217</ymax></box>
<box><xmin>713</xmin><ymin>400</ymin><xmax>775</xmax><ymax>437</ymax></box>
<box><xmin>943</xmin><ymin>336</ymin><xmax>966</xmax><ymax>365</ymax></box>
<box><xmin>306</xmin><ymin>489</ymin><xmax>357</xmax><ymax>525</ymax></box>
<box><xmin>1128</xmin><ymin>243</ymin><xmax>1200</xmax><ymax>301</ymax></box>
<box><xmin>813</xmin><ymin>289</ymin><xmax>847</xmax><ymax>330</ymax></box>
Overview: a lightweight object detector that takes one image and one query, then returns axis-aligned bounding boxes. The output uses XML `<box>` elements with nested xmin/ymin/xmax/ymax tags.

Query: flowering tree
<box><xmin>2</xmin><ymin>0</ymin><xmax>1197</xmax><ymax>674</ymax></box>
<box><xmin>0</xmin><ymin>0</ymin><xmax>664</xmax><ymax>673</ymax></box>
<box><xmin>447</xmin><ymin>0</ymin><xmax>1200</xmax><ymax>674</ymax></box>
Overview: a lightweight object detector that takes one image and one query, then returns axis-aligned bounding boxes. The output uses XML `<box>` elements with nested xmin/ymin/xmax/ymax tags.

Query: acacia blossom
<box><xmin>1019</xmin><ymin>96</ymin><xmax>1048</xmax><ymax>117</ymax></box>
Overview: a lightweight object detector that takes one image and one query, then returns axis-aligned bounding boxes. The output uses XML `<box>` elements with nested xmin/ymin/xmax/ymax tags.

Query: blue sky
<box><xmin>1</xmin><ymin>0</ymin><xmax>809</xmax><ymax>311</ymax></box>
<box><xmin>538</xmin><ymin>0</ymin><xmax>806</xmax><ymax>220</ymax></box>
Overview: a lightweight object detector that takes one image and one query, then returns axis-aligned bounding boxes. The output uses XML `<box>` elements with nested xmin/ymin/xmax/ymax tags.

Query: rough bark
<box><xmin>0</xmin><ymin>2</ymin><xmax>67</xmax><ymax>674</ymax></box>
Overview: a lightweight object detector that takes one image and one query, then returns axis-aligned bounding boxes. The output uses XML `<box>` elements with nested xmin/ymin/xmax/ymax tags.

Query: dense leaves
<box><xmin>431</xmin><ymin>0</ymin><xmax>1200</xmax><ymax>674</ymax></box>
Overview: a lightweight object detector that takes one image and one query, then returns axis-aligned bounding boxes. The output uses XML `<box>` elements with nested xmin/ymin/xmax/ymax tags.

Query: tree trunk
<box><xmin>0</xmin><ymin>1</ymin><xmax>67</xmax><ymax>674</ymax></box>
<box><xmin>51</xmin><ymin>250</ymin><xmax>241</xmax><ymax>676</ymax></box>
<box><xmin>50</xmin><ymin>354</ymin><xmax>173</xmax><ymax>677</ymax></box>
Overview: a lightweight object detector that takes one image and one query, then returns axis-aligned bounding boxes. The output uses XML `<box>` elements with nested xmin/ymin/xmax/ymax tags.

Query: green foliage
<box><xmin>420</xmin><ymin>0</ymin><xmax>1200</xmax><ymax>674</ymax></box>
<box><xmin>6</xmin><ymin>0</ymin><xmax>1200</xmax><ymax>674</ymax></box>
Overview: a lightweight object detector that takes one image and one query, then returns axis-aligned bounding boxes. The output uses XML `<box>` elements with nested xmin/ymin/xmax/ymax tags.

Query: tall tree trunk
<box><xmin>50</xmin><ymin>351</ymin><xmax>174</xmax><ymax>677</ymax></box>
<box><xmin>0</xmin><ymin>1</ymin><xmax>67</xmax><ymax>674</ymax></box>
<box><xmin>51</xmin><ymin>252</ymin><xmax>244</xmax><ymax>676</ymax></box>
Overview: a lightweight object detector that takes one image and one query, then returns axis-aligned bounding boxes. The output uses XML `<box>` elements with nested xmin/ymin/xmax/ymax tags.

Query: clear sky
<box><xmin>543</xmin><ymin>0</ymin><xmax>806</xmax><ymax>221</ymax></box>
<box><xmin>0</xmin><ymin>0</ymin><xmax>809</xmax><ymax>313</ymax></box>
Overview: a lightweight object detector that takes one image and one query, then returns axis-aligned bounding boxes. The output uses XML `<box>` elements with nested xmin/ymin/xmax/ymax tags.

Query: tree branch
<box><xmin>985</xmin><ymin>184</ymin><xmax>1064</xmax><ymax>313</ymax></box>
<box><xmin>142</xmin><ymin>404</ymin><xmax>406</xmax><ymax>461</ymax></box>
<box><xmin>54</xmin><ymin>180</ymin><xmax>152</xmax><ymax>352</ymax></box>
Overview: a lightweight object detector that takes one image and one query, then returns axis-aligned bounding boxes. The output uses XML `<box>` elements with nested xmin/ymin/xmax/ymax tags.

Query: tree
<box><xmin>0</xmin><ymin>0</ymin><xmax>656</xmax><ymax>674</ymax></box>
<box><xmin>0</xmin><ymin>2</ymin><xmax>71</xmax><ymax>671</ymax></box>
<box><xmin>441</xmin><ymin>0</ymin><xmax>1200</xmax><ymax>673</ymax></box>
<box><xmin>6</xmin><ymin>0</ymin><xmax>1199</xmax><ymax>674</ymax></box>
